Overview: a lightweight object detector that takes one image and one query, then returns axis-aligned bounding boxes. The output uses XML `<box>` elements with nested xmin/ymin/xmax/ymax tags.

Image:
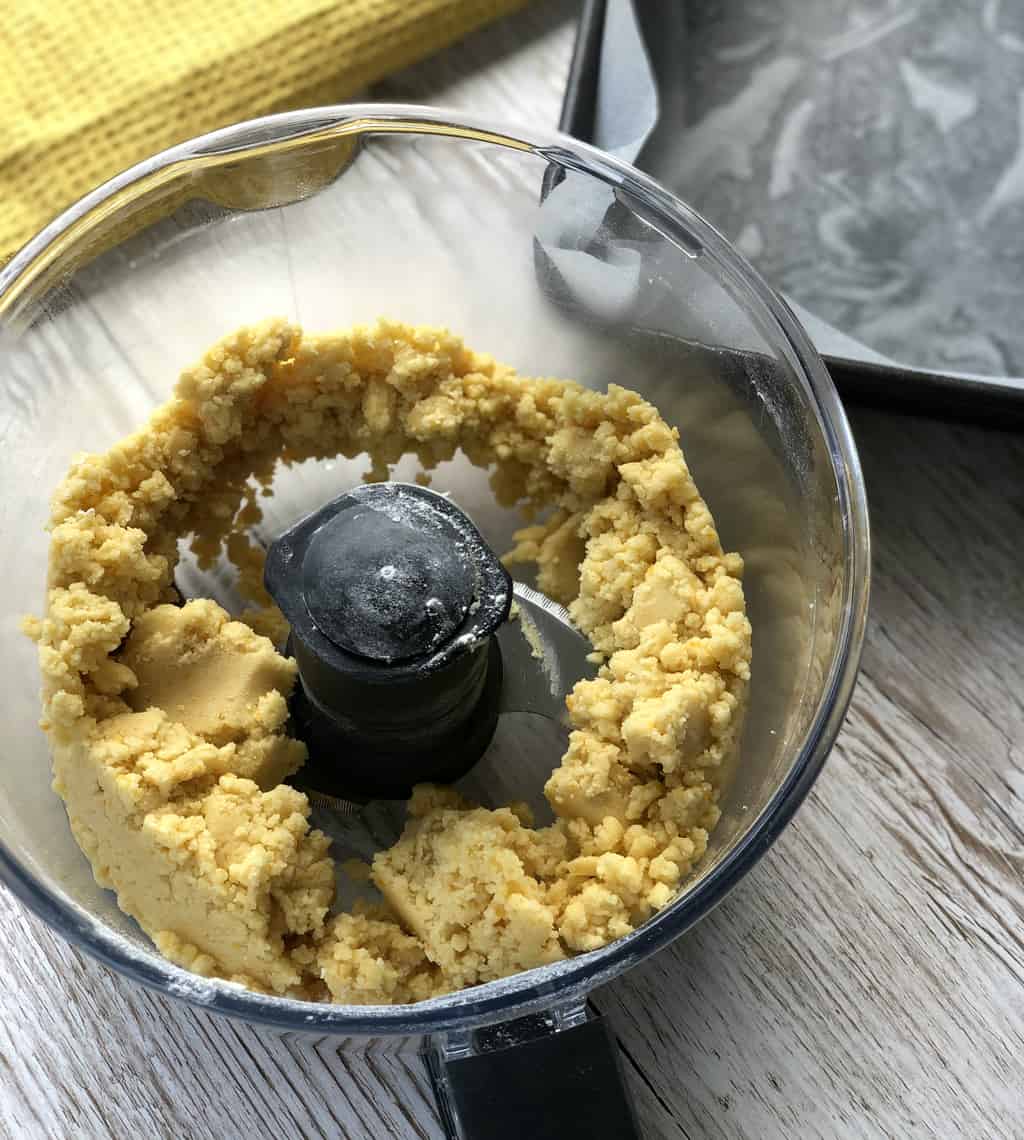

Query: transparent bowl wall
<box><xmin>0</xmin><ymin>107</ymin><xmax>869</xmax><ymax>1035</ymax></box>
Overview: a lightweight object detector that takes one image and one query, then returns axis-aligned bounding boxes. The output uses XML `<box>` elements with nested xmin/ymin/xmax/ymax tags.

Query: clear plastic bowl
<box><xmin>0</xmin><ymin>105</ymin><xmax>869</xmax><ymax>1037</ymax></box>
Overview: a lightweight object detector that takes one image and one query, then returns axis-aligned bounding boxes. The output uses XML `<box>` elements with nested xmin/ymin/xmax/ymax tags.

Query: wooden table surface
<box><xmin>2</xmin><ymin>5</ymin><xmax>1021</xmax><ymax>1138</ymax></box>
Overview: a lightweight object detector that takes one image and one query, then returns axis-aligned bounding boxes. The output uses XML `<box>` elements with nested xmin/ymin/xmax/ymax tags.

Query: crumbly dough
<box><xmin>26</xmin><ymin>319</ymin><xmax>751</xmax><ymax>1003</ymax></box>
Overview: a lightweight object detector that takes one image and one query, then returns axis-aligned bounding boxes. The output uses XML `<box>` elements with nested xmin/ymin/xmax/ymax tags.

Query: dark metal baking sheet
<box><xmin>561</xmin><ymin>0</ymin><xmax>1024</xmax><ymax>423</ymax></box>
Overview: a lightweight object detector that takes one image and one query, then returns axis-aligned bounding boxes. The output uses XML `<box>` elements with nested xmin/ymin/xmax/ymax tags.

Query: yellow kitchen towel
<box><xmin>0</xmin><ymin>0</ymin><xmax>526</xmax><ymax>255</ymax></box>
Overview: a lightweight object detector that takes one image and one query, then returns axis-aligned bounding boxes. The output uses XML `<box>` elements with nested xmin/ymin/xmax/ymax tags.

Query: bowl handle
<box><xmin>426</xmin><ymin>1002</ymin><xmax>642</xmax><ymax>1139</ymax></box>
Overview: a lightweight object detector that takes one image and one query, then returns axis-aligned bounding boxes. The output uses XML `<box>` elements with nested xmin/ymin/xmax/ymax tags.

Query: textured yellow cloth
<box><xmin>0</xmin><ymin>0</ymin><xmax>525</xmax><ymax>255</ymax></box>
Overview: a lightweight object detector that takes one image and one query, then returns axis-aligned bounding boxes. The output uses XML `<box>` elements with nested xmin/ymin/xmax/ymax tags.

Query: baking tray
<box><xmin>560</xmin><ymin>0</ymin><xmax>1024</xmax><ymax>425</ymax></box>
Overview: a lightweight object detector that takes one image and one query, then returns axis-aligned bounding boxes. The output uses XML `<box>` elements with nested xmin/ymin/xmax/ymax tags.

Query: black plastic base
<box><xmin>428</xmin><ymin>1014</ymin><xmax>642</xmax><ymax>1140</ymax></box>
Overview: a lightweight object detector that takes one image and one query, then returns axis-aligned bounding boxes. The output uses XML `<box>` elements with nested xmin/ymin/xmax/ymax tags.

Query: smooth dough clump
<box><xmin>27</xmin><ymin>319</ymin><xmax>751</xmax><ymax>1004</ymax></box>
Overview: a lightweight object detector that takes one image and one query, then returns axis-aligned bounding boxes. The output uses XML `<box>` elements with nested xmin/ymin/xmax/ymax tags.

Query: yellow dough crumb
<box><xmin>319</xmin><ymin>909</ymin><xmax>445</xmax><ymax>1005</ymax></box>
<box><xmin>28</xmin><ymin>318</ymin><xmax>751</xmax><ymax>1003</ymax></box>
<box><xmin>372</xmin><ymin>786</ymin><xmax>567</xmax><ymax>991</ymax></box>
<box><xmin>121</xmin><ymin>600</ymin><xmax>306</xmax><ymax>789</ymax></box>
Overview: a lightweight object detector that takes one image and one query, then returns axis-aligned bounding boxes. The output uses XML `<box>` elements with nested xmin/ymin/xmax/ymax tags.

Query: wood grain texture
<box><xmin>2</xmin><ymin>3</ymin><xmax>1022</xmax><ymax>1138</ymax></box>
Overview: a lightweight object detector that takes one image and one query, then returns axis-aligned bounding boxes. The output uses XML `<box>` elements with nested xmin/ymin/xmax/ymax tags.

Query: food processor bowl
<box><xmin>0</xmin><ymin>106</ymin><xmax>869</xmax><ymax>1136</ymax></box>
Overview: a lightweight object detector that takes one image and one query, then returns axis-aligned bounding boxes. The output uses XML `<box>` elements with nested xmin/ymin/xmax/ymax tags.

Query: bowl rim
<box><xmin>0</xmin><ymin>102</ymin><xmax>871</xmax><ymax>1036</ymax></box>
